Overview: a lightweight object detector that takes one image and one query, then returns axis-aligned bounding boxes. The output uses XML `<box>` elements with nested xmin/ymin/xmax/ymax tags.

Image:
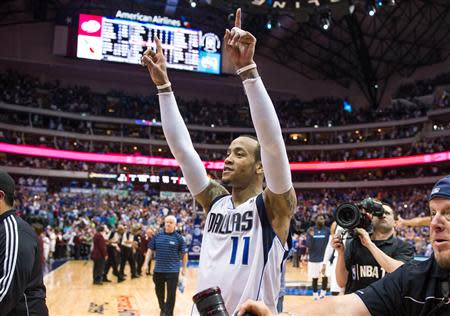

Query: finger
<box><xmin>230</xmin><ymin>33</ymin><xmax>241</xmax><ymax>47</ymax></box>
<box><xmin>241</xmin><ymin>32</ymin><xmax>257</xmax><ymax>45</ymax></box>
<box><xmin>224</xmin><ymin>29</ymin><xmax>230</xmax><ymax>45</ymax></box>
<box><xmin>154</xmin><ymin>36</ymin><xmax>163</xmax><ymax>55</ymax></box>
<box><xmin>143</xmin><ymin>47</ymin><xmax>152</xmax><ymax>56</ymax></box>
<box><xmin>142</xmin><ymin>55</ymin><xmax>155</xmax><ymax>67</ymax></box>
<box><xmin>237</xmin><ymin>300</ymin><xmax>252</xmax><ymax>316</ymax></box>
<box><xmin>229</xmin><ymin>28</ymin><xmax>237</xmax><ymax>44</ymax></box>
<box><xmin>235</xmin><ymin>8</ymin><xmax>241</xmax><ymax>28</ymax></box>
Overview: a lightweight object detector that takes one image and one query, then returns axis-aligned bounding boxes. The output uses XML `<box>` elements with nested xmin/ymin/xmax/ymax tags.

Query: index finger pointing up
<box><xmin>234</xmin><ymin>8</ymin><xmax>241</xmax><ymax>28</ymax></box>
<box><xmin>155</xmin><ymin>36</ymin><xmax>163</xmax><ymax>54</ymax></box>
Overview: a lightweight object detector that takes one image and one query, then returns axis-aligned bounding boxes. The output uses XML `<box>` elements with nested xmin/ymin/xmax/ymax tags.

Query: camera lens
<box><xmin>193</xmin><ymin>287</ymin><xmax>229</xmax><ymax>316</ymax></box>
<box><xmin>335</xmin><ymin>203</ymin><xmax>361</xmax><ymax>229</ymax></box>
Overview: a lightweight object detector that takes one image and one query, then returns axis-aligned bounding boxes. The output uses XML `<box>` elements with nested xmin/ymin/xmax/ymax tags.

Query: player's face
<box><xmin>222</xmin><ymin>137</ymin><xmax>260</xmax><ymax>187</ymax></box>
<box><xmin>316</xmin><ymin>215</ymin><xmax>325</xmax><ymax>227</ymax></box>
<box><xmin>165</xmin><ymin>218</ymin><xmax>176</xmax><ymax>233</ymax></box>
<box><xmin>430</xmin><ymin>198</ymin><xmax>450</xmax><ymax>269</ymax></box>
<box><xmin>372</xmin><ymin>205</ymin><xmax>395</xmax><ymax>233</ymax></box>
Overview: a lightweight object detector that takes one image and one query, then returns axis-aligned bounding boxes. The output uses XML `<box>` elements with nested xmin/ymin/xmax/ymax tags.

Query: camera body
<box><xmin>335</xmin><ymin>198</ymin><xmax>384</xmax><ymax>233</ymax></box>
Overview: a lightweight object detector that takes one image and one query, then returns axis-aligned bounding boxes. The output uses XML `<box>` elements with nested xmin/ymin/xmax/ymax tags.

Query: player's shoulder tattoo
<box><xmin>195</xmin><ymin>180</ymin><xmax>229</xmax><ymax>212</ymax></box>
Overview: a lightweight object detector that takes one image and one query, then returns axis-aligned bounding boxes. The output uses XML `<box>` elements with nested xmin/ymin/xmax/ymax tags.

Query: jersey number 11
<box><xmin>230</xmin><ymin>236</ymin><xmax>250</xmax><ymax>265</ymax></box>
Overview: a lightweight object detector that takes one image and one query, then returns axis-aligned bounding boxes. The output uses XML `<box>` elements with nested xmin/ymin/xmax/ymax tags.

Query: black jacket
<box><xmin>344</xmin><ymin>233</ymin><xmax>414</xmax><ymax>294</ymax></box>
<box><xmin>356</xmin><ymin>256</ymin><xmax>450</xmax><ymax>316</ymax></box>
<box><xmin>0</xmin><ymin>210</ymin><xmax>48</xmax><ymax>316</ymax></box>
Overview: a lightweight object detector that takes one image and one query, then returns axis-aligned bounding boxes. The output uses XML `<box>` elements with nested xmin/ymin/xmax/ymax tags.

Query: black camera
<box><xmin>193</xmin><ymin>287</ymin><xmax>254</xmax><ymax>316</ymax></box>
<box><xmin>335</xmin><ymin>198</ymin><xmax>385</xmax><ymax>232</ymax></box>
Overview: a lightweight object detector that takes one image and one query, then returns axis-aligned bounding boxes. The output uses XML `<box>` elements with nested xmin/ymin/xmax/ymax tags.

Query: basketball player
<box><xmin>141</xmin><ymin>8</ymin><xmax>296</xmax><ymax>315</ymax></box>
<box><xmin>306</xmin><ymin>215</ymin><xmax>330</xmax><ymax>300</ymax></box>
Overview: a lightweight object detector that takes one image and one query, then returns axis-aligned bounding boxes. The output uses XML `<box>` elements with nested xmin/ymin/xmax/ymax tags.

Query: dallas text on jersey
<box><xmin>206</xmin><ymin>211</ymin><xmax>253</xmax><ymax>234</ymax></box>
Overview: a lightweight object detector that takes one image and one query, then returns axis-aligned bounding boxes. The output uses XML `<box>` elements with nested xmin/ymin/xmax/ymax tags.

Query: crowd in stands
<box><xmin>14</xmin><ymin>178</ymin><xmax>434</xmax><ymax>273</ymax></box>
<box><xmin>3</xmin><ymin>70</ymin><xmax>449</xmax><ymax>275</ymax></box>
<box><xmin>1</xmin><ymin>70</ymin><xmax>448</xmax><ymax>131</ymax></box>
<box><xmin>1</xmin><ymin>126</ymin><xmax>449</xmax><ymax>162</ymax></box>
<box><xmin>0</xmin><ymin>108</ymin><xmax>425</xmax><ymax>145</ymax></box>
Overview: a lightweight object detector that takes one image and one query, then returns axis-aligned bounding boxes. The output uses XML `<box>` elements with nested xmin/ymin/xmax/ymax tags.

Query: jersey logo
<box><xmin>207</xmin><ymin>210</ymin><xmax>253</xmax><ymax>234</ymax></box>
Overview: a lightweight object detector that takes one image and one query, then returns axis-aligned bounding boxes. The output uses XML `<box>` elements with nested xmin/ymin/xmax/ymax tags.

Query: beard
<box><xmin>434</xmin><ymin>251</ymin><xmax>450</xmax><ymax>269</ymax></box>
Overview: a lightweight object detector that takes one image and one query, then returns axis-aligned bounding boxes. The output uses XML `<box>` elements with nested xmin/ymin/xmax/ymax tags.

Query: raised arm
<box><xmin>224</xmin><ymin>8</ymin><xmax>296</xmax><ymax>243</ymax></box>
<box><xmin>141</xmin><ymin>37</ymin><xmax>228</xmax><ymax>211</ymax></box>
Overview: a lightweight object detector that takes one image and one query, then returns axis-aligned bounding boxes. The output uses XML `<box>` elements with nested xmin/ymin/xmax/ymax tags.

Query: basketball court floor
<box><xmin>44</xmin><ymin>260</ymin><xmax>314</xmax><ymax>315</ymax></box>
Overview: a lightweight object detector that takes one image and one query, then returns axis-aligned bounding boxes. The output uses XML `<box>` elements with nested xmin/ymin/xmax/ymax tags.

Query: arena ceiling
<box><xmin>1</xmin><ymin>0</ymin><xmax>449</xmax><ymax>107</ymax></box>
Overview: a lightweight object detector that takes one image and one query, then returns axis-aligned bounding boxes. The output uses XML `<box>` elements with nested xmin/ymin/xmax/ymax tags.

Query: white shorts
<box><xmin>308</xmin><ymin>262</ymin><xmax>330</xmax><ymax>279</ymax></box>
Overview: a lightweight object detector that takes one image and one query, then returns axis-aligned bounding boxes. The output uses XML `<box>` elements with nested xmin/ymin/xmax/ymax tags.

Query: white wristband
<box><xmin>236</xmin><ymin>63</ymin><xmax>257</xmax><ymax>75</ymax></box>
<box><xmin>157</xmin><ymin>82</ymin><xmax>171</xmax><ymax>90</ymax></box>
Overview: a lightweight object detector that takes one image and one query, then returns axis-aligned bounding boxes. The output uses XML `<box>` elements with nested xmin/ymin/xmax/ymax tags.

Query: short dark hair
<box><xmin>381</xmin><ymin>199</ymin><xmax>397</xmax><ymax>220</ymax></box>
<box><xmin>4</xmin><ymin>192</ymin><xmax>14</xmax><ymax>207</ymax></box>
<box><xmin>0</xmin><ymin>170</ymin><xmax>15</xmax><ymax>207</ymax></box>
<box><xmin>239</xmin><ymin>135</ymin><xmax>261</xmax><ymax>162</ymax></box>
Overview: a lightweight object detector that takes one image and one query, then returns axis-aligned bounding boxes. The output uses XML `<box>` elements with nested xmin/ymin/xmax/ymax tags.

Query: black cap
<box><xmin>0</xmin><ymin>170</ymin><xmax>15</xmax><ymax>197</ymax></box>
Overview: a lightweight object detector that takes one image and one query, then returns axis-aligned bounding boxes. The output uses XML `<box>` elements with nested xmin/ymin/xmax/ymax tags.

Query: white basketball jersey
<box><xmin>196</xmin><ymin>193</ymin><xmax>290</xmax><ymax>315</ymax></box>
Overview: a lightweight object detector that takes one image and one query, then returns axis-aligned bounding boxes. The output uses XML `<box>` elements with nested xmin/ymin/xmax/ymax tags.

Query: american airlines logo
<box><xmin>81</xmin><ymin>20</ymin><xmax>101</xmax><ymax>33</ymax></box>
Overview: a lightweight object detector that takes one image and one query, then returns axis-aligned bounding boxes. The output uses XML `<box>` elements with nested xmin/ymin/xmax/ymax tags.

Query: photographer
<box><xmin>332</xmin><ymin>201</ymin><xmax>414</xmax><ymax>294</ymax></box>
<box><xmin>238</xmin><ymin>175</ymin><xmax>450</xmax><ymax>316</ymax></box>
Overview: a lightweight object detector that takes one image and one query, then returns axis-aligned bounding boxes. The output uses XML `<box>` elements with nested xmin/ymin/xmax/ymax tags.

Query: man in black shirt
<box><xmin>237</xmin><ymin>175</ymin><xmax>450</xmax><ymax>316</ymax></box>
<box><xmin>334</xmin><ymin>201</ymin><xmax>414</xmax><ymax>294</ymax></box>
<box><xmin>0</xmin><ymin>170</ymin><xmax>48</xmax><ymax>316</ymax></box>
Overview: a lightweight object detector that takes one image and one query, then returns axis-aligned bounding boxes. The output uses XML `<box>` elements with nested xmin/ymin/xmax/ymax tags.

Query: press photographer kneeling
<box><xmin>332</xmin><ymin>198</ymin><xmax>414</xmax><ymax>293</ymax></box>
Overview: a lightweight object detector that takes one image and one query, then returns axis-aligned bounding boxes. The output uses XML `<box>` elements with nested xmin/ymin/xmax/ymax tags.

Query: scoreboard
<box><xmin>76</xmin><ymin>13</ymin><xmax>221</xmax><ymax>74</ymax></box>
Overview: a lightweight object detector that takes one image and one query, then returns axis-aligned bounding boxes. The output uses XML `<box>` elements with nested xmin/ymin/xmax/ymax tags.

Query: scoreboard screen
<box><xmin>76</xmin><ymin>13</ymin><xmax>221</xmax><ymax>74</ymax></box>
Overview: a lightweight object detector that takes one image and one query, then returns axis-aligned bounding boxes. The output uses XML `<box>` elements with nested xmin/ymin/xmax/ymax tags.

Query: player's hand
<box><xmin>237</xmin><ymin>299</ymin><xmax>273</xmax><ymax>316</ymax></box>
<box><xmin>224</xmin><ymin>8</ymin><xmax>256</xmax><ymax>69</ymax></box>
<box><xmin>355</xmin><ymin>228</ymin><xmax>373</xmax><ymax>248</ymax></box>
<box><xmin>331</xmin><ymin>234</ymin><xmax>344</xmax><ymax>253</ymax></box>
<box><xmin>181</xmin><ymin>267</ymin><xmax>187</xmax><ymax>276</ymax></box>
<box><xmin>320</xmin><ymin>264</ymin><xmax>326</xmax><ymax>276</ymax></box>
<box><xmin>396</xmin><ymin>215</ymin><xmax>405</xmax><ymax>228</ymax></box>
<box><xmin>141</xmin><ymin>36</ymin><xmax>170</xmax><ymax>86</ymax></box>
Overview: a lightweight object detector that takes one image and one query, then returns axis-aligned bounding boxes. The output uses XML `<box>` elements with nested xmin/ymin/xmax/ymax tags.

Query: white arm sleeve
<box><xmin>158</xmin><ymin>92</ymin><xmax>209</xmax><ymax>195</ymax></box>
<box><xmin>243</xmin><ymin>77</ymin><xmax>292</xmax><ymax>194</ymax></box>
<box><xmin>322</xmin><ymin>236</ymin><xmax>334</xmax><ymax>265</ymax></box>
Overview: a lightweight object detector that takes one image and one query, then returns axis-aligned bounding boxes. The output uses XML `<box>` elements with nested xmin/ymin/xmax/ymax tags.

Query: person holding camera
<box><xmin>332</xmin><ymin>200</ymin><xmax>414</xmax><ymax>294</ymax></box>
<box><xmin>238</xmin><ymin>175</ymin><xmax>450</xmax><ymax>316</ymax></box>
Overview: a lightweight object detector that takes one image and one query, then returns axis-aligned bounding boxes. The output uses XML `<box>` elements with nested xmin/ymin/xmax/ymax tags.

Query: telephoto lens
<box><xmin>193</xmin><ymin>287</ymin><xmax>255</xmax><ymax>316</ymax></box>
<box><xmin>193</xmin><ymin>287</ymin><xmax>229</xmax><ymax>316</ymax></box>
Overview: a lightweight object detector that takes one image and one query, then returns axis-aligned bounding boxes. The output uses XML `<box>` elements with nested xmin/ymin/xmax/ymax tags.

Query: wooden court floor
<box><xmin>44</xmin><ymin>260</ymin><xmax>313</xmax><ymax>316</ymax></box>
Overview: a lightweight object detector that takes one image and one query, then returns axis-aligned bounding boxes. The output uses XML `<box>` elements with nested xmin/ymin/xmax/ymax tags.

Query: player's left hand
<box><xmin>181</xmin><ymin>267</ymin><xmax>187</xmax><ymax>276</ymax></box>
<box><xmin>224</xmin><ymin>8</ymin><xmax>257</xmax><ymax>69</ymax></box>
<box><xmin>355</xmin><ymin>228</ymin><xmax>373</xmax><ymax>248</ymax></box>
